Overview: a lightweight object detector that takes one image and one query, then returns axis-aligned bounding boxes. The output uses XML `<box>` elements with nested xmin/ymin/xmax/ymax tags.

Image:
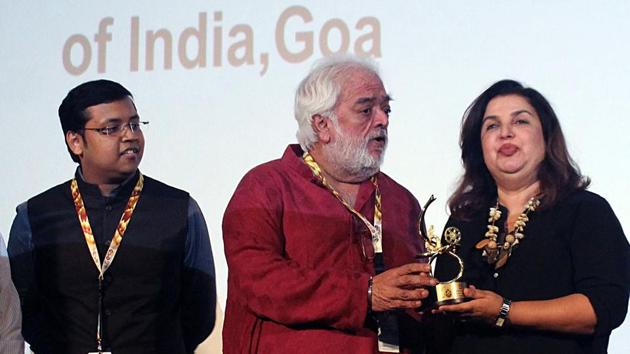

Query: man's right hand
<box><xmin>371</xmin><ymin>262</ymin><xmax>437</xmax><ymax>312</ymax></box>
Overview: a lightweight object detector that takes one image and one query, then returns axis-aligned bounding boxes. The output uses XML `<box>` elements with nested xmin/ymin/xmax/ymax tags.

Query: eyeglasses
<box><xmin>81</xmin><ymin>121</ymin><xmax>149</xmax><ymax>136</ymax></box>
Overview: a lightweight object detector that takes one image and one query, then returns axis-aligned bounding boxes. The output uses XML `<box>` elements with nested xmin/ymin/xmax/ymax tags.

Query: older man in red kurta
<box><xmin>223</xmin><ymin>57</ymin><xmax>435</xmax><ymax>353</ymax></box>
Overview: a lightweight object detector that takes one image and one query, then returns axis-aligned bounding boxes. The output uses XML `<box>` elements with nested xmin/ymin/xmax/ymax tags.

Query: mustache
<box><xmin>368</xmin><ymin>128</ymin><xmax>388</xmax><ymax>141</ymax></box>
<box><xmin>119</xmin><ymin>144</ymin><xmax>141</xmax><ymax>153</ymax></box>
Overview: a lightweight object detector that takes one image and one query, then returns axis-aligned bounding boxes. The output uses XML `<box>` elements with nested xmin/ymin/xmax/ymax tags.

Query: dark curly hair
<box><xmin>448</xmin><ymin>79</ymin><xmax>589</xmax><ymax>220</ymax></box>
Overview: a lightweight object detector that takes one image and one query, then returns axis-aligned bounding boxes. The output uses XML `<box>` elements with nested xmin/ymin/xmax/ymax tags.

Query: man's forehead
<box><xmin>85</xmin><ymin>96</ymin><xmax>134</xmax><ymax>110</ymax></box>
<box><xmin>85</xmin><ymin>97</ymin><xmax>138</xmax><ymax>121</ymax></box>
<box><xmin>339</xmin><ymin>71</ymin><xmax>387</xmax><ymax>102</ymax></box>
<box><xmin>354</xmin><ymin>94</ymin><xmax>391</xmax><ymax>105</ymax></box>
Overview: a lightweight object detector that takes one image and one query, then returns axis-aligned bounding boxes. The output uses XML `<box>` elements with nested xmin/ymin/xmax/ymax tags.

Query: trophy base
<box><xmin>435</xmin><ymin>281</ymin><xmax>467</xmax><ymax>306</ymax></box>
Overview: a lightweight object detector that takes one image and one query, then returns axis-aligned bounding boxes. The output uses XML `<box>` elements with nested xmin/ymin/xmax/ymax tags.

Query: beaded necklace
<box><xmin>475</xmin><ymin>197</ymin><xmax>540</xmax><ymax>269</ymax></box>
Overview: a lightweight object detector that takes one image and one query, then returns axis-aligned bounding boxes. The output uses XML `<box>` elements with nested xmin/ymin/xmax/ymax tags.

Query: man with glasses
<box><xmin>8</xmin><ymin>79</ymin><xmax>216</xmax><ymax>354</ymax></box>
<box><xmin>222</xmin><ymin>57</ymin><xmax>436</xmax><ymax>353</ymax></box>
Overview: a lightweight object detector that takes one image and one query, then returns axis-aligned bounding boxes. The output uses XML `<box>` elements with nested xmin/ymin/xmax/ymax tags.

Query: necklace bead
<box><xmin>475</xmin><ymin>197</ymin><xmax>540</xmax><ymax>269</ymax></box>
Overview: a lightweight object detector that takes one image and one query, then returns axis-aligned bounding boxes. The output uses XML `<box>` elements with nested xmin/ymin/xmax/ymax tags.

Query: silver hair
<box><xmin>294</xmin><ymin>55</ymin><xmax>380</xmax><ymax>151</ymax></box>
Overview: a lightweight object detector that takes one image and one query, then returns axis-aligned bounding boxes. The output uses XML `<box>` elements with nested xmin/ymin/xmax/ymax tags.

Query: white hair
<box><xmin>294</xmin><ymin>55</ymin><xmax>380</xmax><ymax>151</ymax></box>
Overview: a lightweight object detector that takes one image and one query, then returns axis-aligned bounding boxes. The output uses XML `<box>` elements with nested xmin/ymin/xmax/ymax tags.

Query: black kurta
<box><xmin>434</xmin><ymin>190</ymin><xmax>629</xmax><ymax>354</ymax></box>
<box><xmin>9</xmin><ymin>171</ymin><xmax>215</xmax><ymax>354</ymax></box>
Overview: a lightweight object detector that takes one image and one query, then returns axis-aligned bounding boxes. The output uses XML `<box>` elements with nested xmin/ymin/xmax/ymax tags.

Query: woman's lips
<box><xmin>498</xmin><ymin>143</ymin><xmax>518</xmax><ymax>156</ymax></box>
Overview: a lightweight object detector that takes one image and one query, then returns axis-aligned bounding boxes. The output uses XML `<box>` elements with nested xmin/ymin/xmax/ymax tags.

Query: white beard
<box><xmin>323</xmin><ymin>124</ymin><xmax>387</xmax><ymax>181</ymax></box>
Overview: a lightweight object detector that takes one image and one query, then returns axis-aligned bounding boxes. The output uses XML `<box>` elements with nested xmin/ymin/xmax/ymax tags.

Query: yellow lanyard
<box><xmin>71</xmin><ymin>174</ymin><xmax>144</xmax><ymax>278</ymax></box>
<box><xmin>302</xmin><ymin>152</ymin><xmax>383</xmax><ymax>253</ymax></box>
<box><xmin>70</xmin><ymin>174</ymin><xmax>144</xmax><ymax>351</ymax></box>
<box><xmin>303</xmin><ymin>153</ymin><xmax>398</xmax><ymax>352</ymax></box>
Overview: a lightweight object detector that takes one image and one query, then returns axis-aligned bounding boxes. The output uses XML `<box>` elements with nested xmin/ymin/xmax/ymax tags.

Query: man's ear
<box><xmin>312</xmin><ymin>114</ymin><xmax>332</xmax><ymax>144</ymax></box>
<box><xmin>66</xmin><ymin>131</ymin><xmax>84</xmax><ymax>158</ymax></box>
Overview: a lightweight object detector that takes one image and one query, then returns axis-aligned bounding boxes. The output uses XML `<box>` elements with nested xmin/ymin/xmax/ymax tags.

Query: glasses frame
<box><xmin>81</xmin><ymin>121</ymin><xmax>149</xmax><ymax>136</ymax></box>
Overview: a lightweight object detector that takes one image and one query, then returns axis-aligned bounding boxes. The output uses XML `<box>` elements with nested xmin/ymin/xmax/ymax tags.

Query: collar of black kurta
<box><xmin>73</xmin><ymin>167</ymin><xmax>141</xmax><ymax>203</ymax></box>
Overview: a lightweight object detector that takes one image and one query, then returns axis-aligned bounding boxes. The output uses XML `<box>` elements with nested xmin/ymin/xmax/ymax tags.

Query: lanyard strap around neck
<box><xmin>71</xmin><ymin>174</ymin><xmax>144</xmax><ymax>279</ymax></box>
<box><xmin>70</xmin><ymin>173</ymin><xmax>144</xmax><ymax>352</ymax></box>
<box><xmin>302</xmin><ymin>152</ymin><xmax>383</xmax><ymax>253</ymax></box>
<box><xmin>303</xmin><ymin>152</ymin><xmax>398</xmax><ymax>352</ymax></box>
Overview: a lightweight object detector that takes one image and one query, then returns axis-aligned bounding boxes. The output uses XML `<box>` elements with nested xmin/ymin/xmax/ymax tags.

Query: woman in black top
<box><xmin>433</xmin><ymin>80</ymin><xmax>629</xmax><ymax>354</ymax></box>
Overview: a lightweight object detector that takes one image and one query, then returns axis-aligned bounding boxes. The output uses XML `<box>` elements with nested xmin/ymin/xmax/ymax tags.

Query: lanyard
<box><xmin>302</xmin><ymin>152</ymin><xmax>383</xmax><ymax>254</ymax></box>
<box><xmin>70</xmin><ymin>174</ymin><xmax>144</xmax><ymax>352</ymax></box>
<box><xmin>303</xmin><ymin>152</ymin><xmax>399</xmax><ymax>352</ymax></box>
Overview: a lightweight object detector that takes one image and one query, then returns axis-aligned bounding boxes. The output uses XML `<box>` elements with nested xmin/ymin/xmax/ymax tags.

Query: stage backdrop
<box><xmin>1</xmin><ymin>1</ymin><xmax>628</xmax><ymax>352</ymax></box>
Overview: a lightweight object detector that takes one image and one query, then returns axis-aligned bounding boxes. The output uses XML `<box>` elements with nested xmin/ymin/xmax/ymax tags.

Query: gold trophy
<box><xmin>417</xmin><ymin>195</ymin><xmax>467</xmax><ymax>306</ymax></box>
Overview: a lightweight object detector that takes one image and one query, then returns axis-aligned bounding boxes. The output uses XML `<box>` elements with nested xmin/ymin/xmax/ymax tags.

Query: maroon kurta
<box><xmin>223</xmin><ymin>145</ymin><xmax>425</xmax><ymax>353</ymax></box>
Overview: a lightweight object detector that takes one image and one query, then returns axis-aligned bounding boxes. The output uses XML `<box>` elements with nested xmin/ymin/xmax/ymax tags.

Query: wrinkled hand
<box><xmin>371</xmin><ymin>262</ymin><xmax>437</xmax><ymax>312</ymax></box>
<box><xmin>434</xmin><ymin>285</ymin><xmax>503</xmax><ymax>323</ymax></box>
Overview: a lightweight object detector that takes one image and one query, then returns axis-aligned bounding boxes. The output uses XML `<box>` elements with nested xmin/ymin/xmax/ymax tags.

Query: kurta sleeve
<box><xmin>568</xmin><ymin>194</ymin><xmax>630</xmax><ymax>335</ymax></box>
<box><xmin>181</xmin><ymin>197</ymin><xmax>216</xmax><ymax>353</ymax></box>
<box><xmin>0</xmin><ymin>233</ymin><xmax>24</xmax><ymax>353</ymax></box>
<box><xmin>7</xmin><ymin>202</ymin><xmax>52</xmax><ymax>352</ymax></box>
<box><xmin>222</xmin><ymin>169</ymin><xmax>370</xmax><ymax>331</ymax></box>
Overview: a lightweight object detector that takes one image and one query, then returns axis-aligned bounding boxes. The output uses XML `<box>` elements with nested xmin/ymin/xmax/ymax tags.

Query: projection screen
<box><xmin>1</xmin><ymin>1</ymin><xmax>628</xmax><ymax>352</ymax></box>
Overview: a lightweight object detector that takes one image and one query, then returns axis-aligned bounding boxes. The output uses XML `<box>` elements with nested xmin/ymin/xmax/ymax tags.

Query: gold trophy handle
<box><xmin>439</xmin><ymin>251</ymin><xmax>464</xmax><ymax>284</ymax></box>
<box><xmin>433</xmin><ymin>250</ymin><xmax>467</xmax><ymax>306</ymax></box>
